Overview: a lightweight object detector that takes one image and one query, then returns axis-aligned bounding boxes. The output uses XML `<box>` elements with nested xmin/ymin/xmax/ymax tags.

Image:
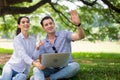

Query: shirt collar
<box><xmin>45</xmin><ymin>31</ymin><xmax>59</xmax><ymax>42</ymax></box>
<box><xmin>19</xmin><ymin>32</ymin><xmax>31</xmax><ymax>39</ymax></box>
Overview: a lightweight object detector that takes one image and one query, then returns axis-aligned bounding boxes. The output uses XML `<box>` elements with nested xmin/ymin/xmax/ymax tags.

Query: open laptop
<box><xmin>41</xmin><ymin>53</ymin><xmax>70</xmax><ymax>68</ymax></box>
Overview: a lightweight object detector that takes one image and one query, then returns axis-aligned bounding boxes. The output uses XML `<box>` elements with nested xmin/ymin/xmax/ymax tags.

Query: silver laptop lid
<box><xmin>41</xmin><ymin>53</ymin><xmax>70</xmax><ymax>68</ymax></box>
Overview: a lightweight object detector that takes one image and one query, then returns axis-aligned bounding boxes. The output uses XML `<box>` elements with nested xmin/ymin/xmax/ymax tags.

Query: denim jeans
<box><xmin>32</xmin><ymin>62</ymin><xmax>80</xmax><ymax>80</ymax></box>
<box><xmin>1</xmin><ymin>64</ymin><xmax>27</xmax><ymax>80</ymax></box>
<box><xmin>0</xmin><ymin>76</ymin><xmax>1</xmax><ymax>80</ymax></box>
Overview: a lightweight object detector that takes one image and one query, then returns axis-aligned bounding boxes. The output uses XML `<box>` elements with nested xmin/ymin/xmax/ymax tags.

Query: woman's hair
<box><xmin>16</xmin><ymin>16</ymin><xmax>30</xmax><ymax>35</ymax></box>
<box><xmin>40</xmin><ymin>16</ymin><xmax>54</xmax><ymax>26</ymax></box>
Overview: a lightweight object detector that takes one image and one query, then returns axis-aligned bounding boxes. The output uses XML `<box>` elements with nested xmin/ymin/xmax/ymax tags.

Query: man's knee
<box><xmin>33</xmin><ymin>67</ymin><xmax>40</xmax><ymax>73</ymax></box>
<box><xmin>74</xmin><ymin>62</ymin><xmax>80</xmax><ymax>71</ymax></box>
<box><xmin>69</xmin><ymin>62</ymin><xmax>80</xmax><ymax>72</ymax></box>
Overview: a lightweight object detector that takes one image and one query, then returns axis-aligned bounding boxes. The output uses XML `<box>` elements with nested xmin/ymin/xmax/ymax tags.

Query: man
<box><xmin>32</xmin><ymin>10</ymin><xmax>85</xmax><ymax>80</ymax></box>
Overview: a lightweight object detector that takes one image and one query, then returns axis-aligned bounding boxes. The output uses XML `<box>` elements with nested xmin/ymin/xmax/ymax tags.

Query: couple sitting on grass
<box><xmin>1</xmin><ymin>10</ymin><xmax>85</xmax><ymax>80</ymax></box>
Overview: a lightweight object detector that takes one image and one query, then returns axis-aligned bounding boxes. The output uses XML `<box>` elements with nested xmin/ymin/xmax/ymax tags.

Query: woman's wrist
<box><xmin>32</xmin><ymin>61</ymin><xmax>35</xmax><ymax>65</ymax></box>
<box><xmin>36</xmin><ymin>46</ymin><xmax>39</xmax><ymax>50</ymax></box>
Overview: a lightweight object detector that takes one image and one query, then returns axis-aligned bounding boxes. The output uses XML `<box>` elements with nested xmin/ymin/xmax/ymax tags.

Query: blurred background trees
<box><xmin>0</xmin><ymin>0</ymin><xmax>120</xmax><ymax>41</ymax></box>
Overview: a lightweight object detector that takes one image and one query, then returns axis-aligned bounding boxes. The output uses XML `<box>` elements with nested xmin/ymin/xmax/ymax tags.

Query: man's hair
<box><xmin>40</xmin><ymin>16</ymin><xmax>54</xmax><ymax>26</ymax></box>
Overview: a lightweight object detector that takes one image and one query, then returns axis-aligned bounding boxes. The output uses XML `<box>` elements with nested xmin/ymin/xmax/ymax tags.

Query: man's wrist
<box><xmin>75</xmin><ymin>23</ymin><xmax>81</xmax><ymax>27</ymax></box>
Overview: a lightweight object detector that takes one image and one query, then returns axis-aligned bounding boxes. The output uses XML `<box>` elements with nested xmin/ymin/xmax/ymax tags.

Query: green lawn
<box><xmin>0</xmin><ymin>48</ymin><xmax>13</xmax><ymax>54</ymax></box>
<box><xmin>0</xmin><ymin>48</ymin><xmax>120</xmax><ymax>80</ymax></box>
<box><xmin>71</xmin><ymin>52</ymin><xmax>120</xmax><ymax>80</ymax></box>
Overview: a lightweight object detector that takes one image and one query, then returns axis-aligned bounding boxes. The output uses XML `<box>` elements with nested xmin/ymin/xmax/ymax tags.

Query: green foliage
<box><xmin>0</xmin><ymin>16</ymin><xmax>16</xmax><ymax>38</ymax></box>
<box><xmin>0</xmin><ymin>0</ymin><xmax>120</xmax><ymax>41</ymax></box>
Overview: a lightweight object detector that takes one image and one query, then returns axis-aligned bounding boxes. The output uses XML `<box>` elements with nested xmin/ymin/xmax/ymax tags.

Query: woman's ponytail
<box><xmin>16</xmin><ymin>28</ymin><xmax>21</xmax><ymax>35</ymax></box>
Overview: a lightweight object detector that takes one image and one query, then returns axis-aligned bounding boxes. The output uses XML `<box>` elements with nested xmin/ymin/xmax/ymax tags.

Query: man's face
<box><xmin>42</xmin><ymin>19</ymin><xmax>55</xmax><ymax>34</ymax></box>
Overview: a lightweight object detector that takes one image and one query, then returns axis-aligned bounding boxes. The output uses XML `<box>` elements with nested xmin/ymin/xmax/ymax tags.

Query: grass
<box><xmin>27</xmin><ymin>52</ymin><xmax>120</xmax><ymax>80</ymax></box>
<box><xmin>71</xmin><ymin>52</ymin><xmax>120</xmax><ymax>80</ymax></box>
<box><xmin>0</xmin><ymin>48</ymin><xmax>13</xmax><ymax>54</ymax></box>
<box><xmin>0</xmin><ymin>48</ymin><xmax>120</xmax><ymax>80</ymax></box>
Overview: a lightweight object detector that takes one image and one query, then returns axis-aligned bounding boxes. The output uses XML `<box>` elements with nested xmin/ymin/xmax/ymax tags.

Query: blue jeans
<box><xmin>1</xmin><ymin>64</ymin><xmax>27</xmax><ymax>80</ymax></box>
<box><xmin>33</xmin><ymin>62</ymin><xmax>80</xmax><ymax>80</ymax></box>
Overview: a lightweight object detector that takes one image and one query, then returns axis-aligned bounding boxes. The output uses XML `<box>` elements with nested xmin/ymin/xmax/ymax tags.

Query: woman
<box><xmin>1</xmin><ymin>16</ymin><xmax>44</xmax><ymax>80</ymax></box>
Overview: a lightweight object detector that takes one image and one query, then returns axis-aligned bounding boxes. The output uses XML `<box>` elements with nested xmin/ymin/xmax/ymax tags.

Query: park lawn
<box><xmin>71</xmin><ymin>52</ymin><xmax>120</xmax><ymax>80</ymax></box>
<box><xmin>27</xmin><ymin>52</ymin><xmax>120</xmax><ymax>80</ymax></box>
<box><xmin>0</xmin><ymin>48</ymin><xmax>120</xmax><ymax>80</ymax></box>
<box><xmin>0</xmin><ymin>48</ymin><xmax>13</xmax><ymax>54</ymax></box>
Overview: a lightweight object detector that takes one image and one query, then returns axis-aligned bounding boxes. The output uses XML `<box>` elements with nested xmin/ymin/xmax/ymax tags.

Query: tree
<box><xmin>0</xmin><ymin>0</ymin><xmax>120</xmax><ymax>41</ymax></box>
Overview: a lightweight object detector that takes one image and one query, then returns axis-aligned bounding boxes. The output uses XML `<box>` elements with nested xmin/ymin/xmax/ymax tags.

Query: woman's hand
<box><xmin>32</xmin><ymin>61</ymin><xmax>46</xmax><ymax>70</ymax></box>
<box><xmin>36</xmin><ymin>40</ymin><xmax>44</xmax><ymax>50</ymax></box>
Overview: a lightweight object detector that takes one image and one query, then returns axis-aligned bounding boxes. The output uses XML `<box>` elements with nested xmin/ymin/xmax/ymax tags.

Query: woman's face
<box><xmin>18</xmin><ymin>17</ymin><xmax>30</xmax><ymax>32</ymax></box>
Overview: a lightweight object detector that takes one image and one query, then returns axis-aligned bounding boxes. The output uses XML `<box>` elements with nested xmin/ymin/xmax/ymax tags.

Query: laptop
<box><xmin>41</xmin><ymin>53</ymin><xmax>70</xmax><ymax>68</ymax></box>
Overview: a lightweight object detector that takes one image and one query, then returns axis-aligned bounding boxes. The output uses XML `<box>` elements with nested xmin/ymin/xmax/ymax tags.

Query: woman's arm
<box><xmin>14</xmin><ymin>38</ymin><xmax>33</xmax><ymax>65</ymax></box>
<box><xmin>32</xmin><ymin>55</ymin><xmax>45</xmax><ymax>70</ymax></box>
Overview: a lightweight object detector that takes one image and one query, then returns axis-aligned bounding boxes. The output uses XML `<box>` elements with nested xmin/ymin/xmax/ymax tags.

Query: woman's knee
<box><xmin>1</xmin><ymin>64</ymin><xmax>13</xmax><ymax>80</ymax></box>
<box><xmin>33</xmin><ymin>67</ymin><xmax>40</xmax><ymax>73</ymax></box>
<box><xmin>13</xmin><ymin>73</ymin><xmax>26</xmax><ymax>80</ymax></box>
<box><xmin>2</xmin><ymin>64</ymin><xmax>12</xmax><ymax>74</ymax></box>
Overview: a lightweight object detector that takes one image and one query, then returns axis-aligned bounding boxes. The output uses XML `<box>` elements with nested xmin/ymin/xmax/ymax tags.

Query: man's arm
<box><xmin>70</xmin><ymin>10</ymin><xmax>85</xmax><ymax>41</ymax></box>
